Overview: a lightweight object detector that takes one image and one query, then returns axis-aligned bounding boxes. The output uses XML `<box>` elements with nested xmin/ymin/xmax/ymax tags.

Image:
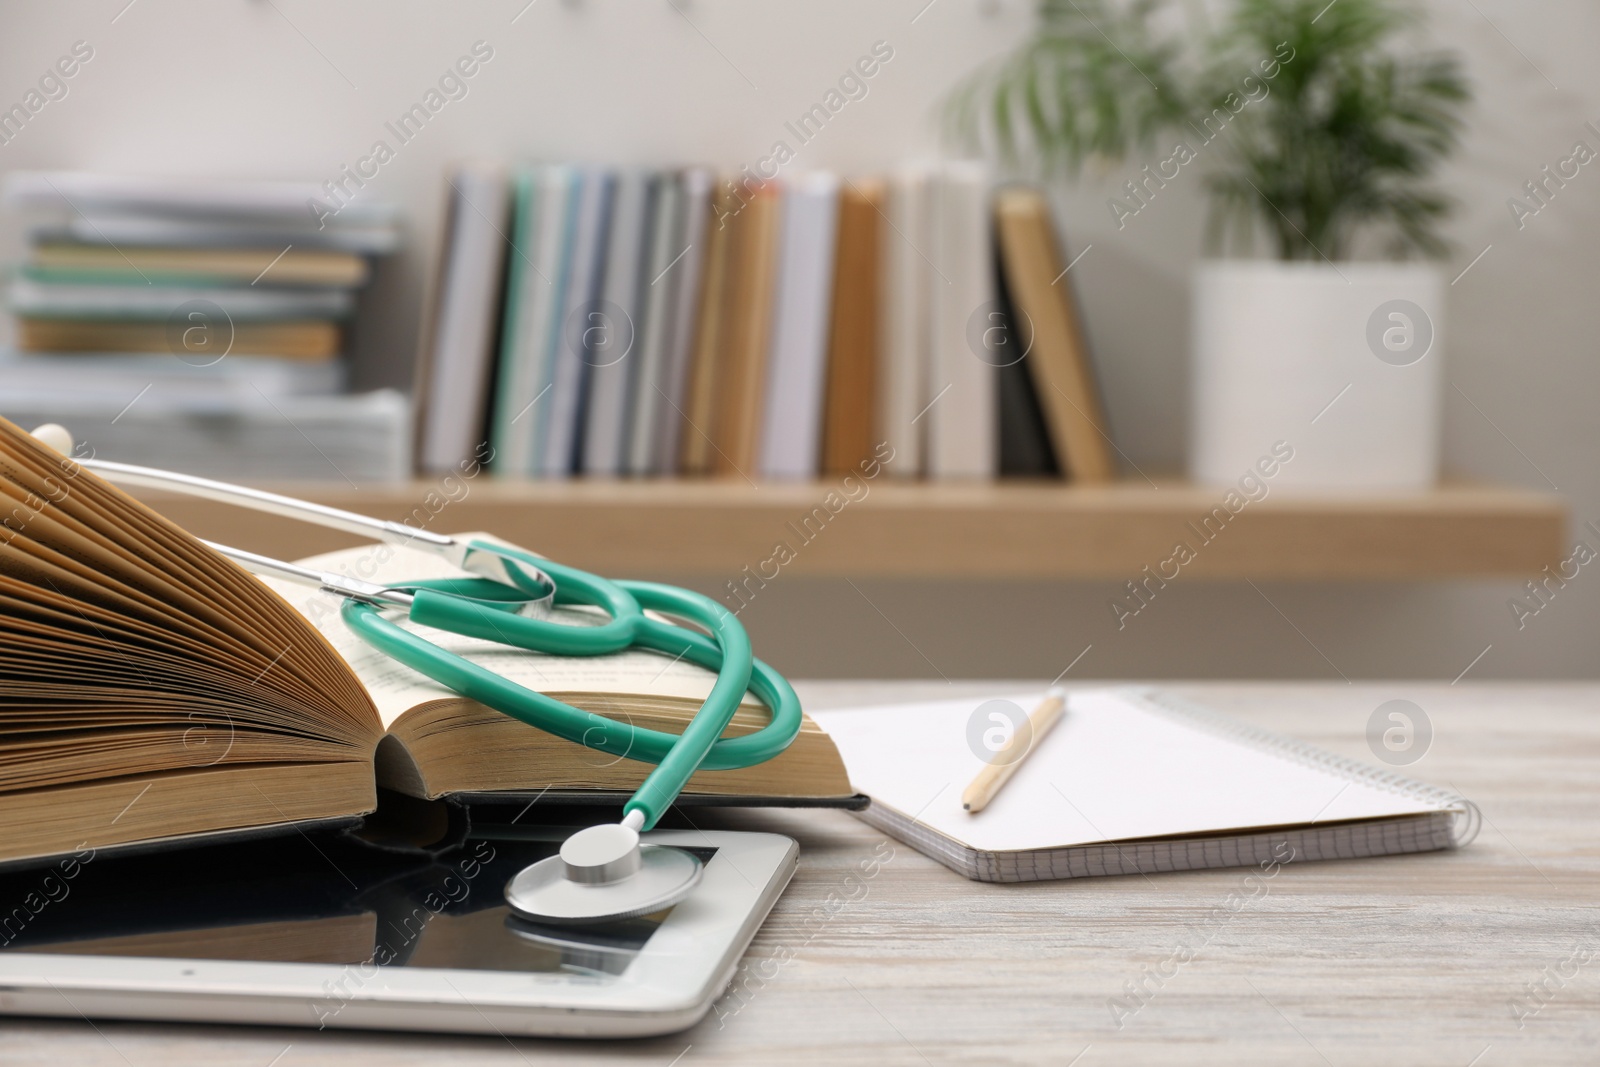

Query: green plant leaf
<box><xmin>946</xmin><ymin>0</ymin><xmax>1471</xmax><ymax>260</ymax></box>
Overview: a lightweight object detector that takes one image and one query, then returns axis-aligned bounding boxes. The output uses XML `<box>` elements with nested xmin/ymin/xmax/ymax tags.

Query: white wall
<box><xmin>1</xmin><ymin>0</ymin><xmax>1594</xmax><ymax>681</ymax></box>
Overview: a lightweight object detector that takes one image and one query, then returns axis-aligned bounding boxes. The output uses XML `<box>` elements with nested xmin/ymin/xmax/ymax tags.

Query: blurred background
<box><xmin>0</xmin><ymin>0</ymin><xmax>1591</xmax><ymax>681</ymax></box>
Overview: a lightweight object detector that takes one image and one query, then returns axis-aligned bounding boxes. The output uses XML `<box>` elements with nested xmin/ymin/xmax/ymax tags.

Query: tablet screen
<box><xmin>0</xmin><ymin>828</ymin><xmax>714</xmax><ymax>980</ymax></box>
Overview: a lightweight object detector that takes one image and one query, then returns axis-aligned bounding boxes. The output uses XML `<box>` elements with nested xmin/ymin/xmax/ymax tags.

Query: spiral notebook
<box><xmin>808</xmin><ymin>688</ymin><xmax>1478</xmax><ymax>883</ymax></box>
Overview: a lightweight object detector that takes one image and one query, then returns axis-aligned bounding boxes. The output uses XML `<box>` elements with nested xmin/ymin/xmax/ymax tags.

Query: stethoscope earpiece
<box><xmin>29</xmin><ymin>423</ymin><xmax>73</xmax><ymax>455</ymax></box>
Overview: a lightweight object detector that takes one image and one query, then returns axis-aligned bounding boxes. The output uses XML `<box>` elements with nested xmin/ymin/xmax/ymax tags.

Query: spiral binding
<box><xmin>1125</xmin><ymin>687</ymin><xmax>1482</xmax><ymax>848</ymax></box>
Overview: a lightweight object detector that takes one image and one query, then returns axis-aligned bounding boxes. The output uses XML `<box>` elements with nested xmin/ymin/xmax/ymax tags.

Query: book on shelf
<box><xmin>624</xmin><ymin>170</ymin><xmax>688</xmax><ymax>477</ymax></box>
<box><xmin>413</xmin><ymin>159</ymin><xmax>1116</xmax><ymax>486</ymax></box>
<box><xmin>679</xmin><ymin>179</ymin><xmax>739</xmax><ymax>477</ymax></box>
<box><xmin>991</xmin><ymin>224</ymin><xmax>1061</xmax><ymax>477</ymax></box>
<box><xmin>879</xmin><ymin>165</ymin><xmax>933</xmax><ymax>479</ymax></box>
<box><xmin>0</xmin><ymin>351</ymin><xmax>344</xmax><ymax>402</ymax></box>
<box><xmin>487</xmin><ymin>166</ymin><xmax>541</xmax><ymax>477</ymax></box>
<box><xmin>414</xmin><ymin>162</ymin><xmax>512</xmax><ymax>475</ymax></box>
<box><xmin>5</xmin><ymin>171</ymin><xmax>390</xmax><ymax>327</ymax></box>
<box><xmin>24</xmin><ymin>245</ymin><xmax>370</xmax><ymax>288</ymax></box>
<box><xmin>29</xmin><ymin>216</ymin><xmax>399</xmax><ymax>255</ymax></box>
<box><xmin>3</xmin><ymin>171</ymin><xmax>399</xmax><ymax>229</ymax></box>
<box><xmin>14</xmin><ymin>320</ymin><xmax>341</xmax><ymax>362</ymax></box>
<box><xmin>0</xmin><ymin>391</ymin><xmax>411</xmax><ymax>483</ymax></box>
<box><xmin>712</xmin><ymin>181</ymin><xmax>782</xmax><ymax>477</ymax></box>
<box><xmin>2</xmin><ymin>171</ymin><xmax>397</xmax><ymax>451</ymax></box>
<box><xmin>927</xmin><ymin>161</ymin><xmax>997</xmax><ymax>481</ymax></box>
<box><xmin>516</xmin><ymin>165</ymin><xmax>582</xmax><ymax>479</ymax></box>
<box><xmin>649</xmin><ymin>166</ymin><xmax>714</xmax><ymax>475</ymax></box>
<box><xmin>541</xmin><ymin>168</ymin><xmax>614</xmax><ymax>478</ymax></box>
<box><xmin>8</xmin><ymin>278</ymin><xmax>354</xmax><ymax>321</ymax></box>
<box><xmin>0</xmin><ymin>418</ymin><xmax>854</xmax><ymax>870</ymax></box>
<box><xmin>581</xmin><ymin>168</ymin><xmax>654</xmax><ymax>476</ymax></box>
<box><xmin>821</xmin><ymin>178</ymin><xmax>884</xmax><ymax>475</ymax></box>
<box><xmin>759</xmin><ymin>172</ymin><xmax>841</xmax><ymax>480</ymax></box>
<box><xmin>6</xmin><ymin>170</ymin><xmax>399</xmax><ymax>256</ymax></box>
<box><xmin>490</xmin><ymin>165</ymin><xmax>567</xmax><ymax>480</ymax></box>
<box><xmin>994</xmin><ymin>186</ymin><xmax>1116</xmax><ymax>483</ymax></box>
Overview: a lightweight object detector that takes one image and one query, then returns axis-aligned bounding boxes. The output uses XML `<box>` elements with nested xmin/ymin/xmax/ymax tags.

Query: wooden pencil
<box><xmin>961</xmin><ymin>687</ymin><xmax>1067</xmax><ymax>814</ymax></box>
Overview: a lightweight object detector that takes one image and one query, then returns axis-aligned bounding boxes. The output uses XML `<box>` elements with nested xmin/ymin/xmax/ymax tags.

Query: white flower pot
<box><xmin>1189</xmin><ymin>260</ymin><xmax>1444</xmax><ymax>490</ymax></box>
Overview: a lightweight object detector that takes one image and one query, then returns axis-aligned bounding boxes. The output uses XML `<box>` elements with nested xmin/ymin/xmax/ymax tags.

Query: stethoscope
<box><xmin>30</xmin><ymin>424</ymin><xmax>801</xmax><ymax>926</ymax></box>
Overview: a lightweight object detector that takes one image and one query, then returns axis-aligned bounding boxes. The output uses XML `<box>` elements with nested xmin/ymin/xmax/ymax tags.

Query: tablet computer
<box><xmin>0</xmin><ymin>824</ymin><xmax>797</xmax><ymax>1038</ymax></box>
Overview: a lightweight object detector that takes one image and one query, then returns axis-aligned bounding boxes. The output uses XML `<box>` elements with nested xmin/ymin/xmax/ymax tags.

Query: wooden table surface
<box><xmin>7</xmin><ymin>681</ymin><xmax>1598</xmax><ymax>1066</ymax></box>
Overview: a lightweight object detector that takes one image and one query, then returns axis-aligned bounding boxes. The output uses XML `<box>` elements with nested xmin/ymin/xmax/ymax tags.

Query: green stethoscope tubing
<box><xmin>339</xmin><ymin>547</ymin><xmax>802</xmax><ymax>831</ymax></box>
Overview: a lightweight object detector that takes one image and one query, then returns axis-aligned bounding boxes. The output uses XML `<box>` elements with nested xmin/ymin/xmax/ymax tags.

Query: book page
<box><xmin>809</xmin><ymin>689</ymin><xmax>1450</xmax><ymax>853</ymax></box>
<box><xmin>268</xmin><ymin>535</ymin><xmax>751</xmax><ymax>730</ymax></box>
<box><xmin>0</xmin><ymin>417</ymin><xmax>380</xmax><ymax>798</ymax></box>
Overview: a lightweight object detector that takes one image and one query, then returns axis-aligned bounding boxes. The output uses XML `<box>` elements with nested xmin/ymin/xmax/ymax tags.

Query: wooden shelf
<box><xmin>126</xmin><ymin>478</ymin><xmax>1567</xmax><ymax>581</ymax></box>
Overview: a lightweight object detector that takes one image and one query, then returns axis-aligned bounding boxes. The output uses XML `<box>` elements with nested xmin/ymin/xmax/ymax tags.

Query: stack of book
<box><xmin>416</xmin><ymin>162</ymin><xmax>1115</xmax><ymax>483</ymax></box>
<box><xmin>0</xmin><ymin>172</ymin><xmax>410</xmax><ymax>481</ymax></box>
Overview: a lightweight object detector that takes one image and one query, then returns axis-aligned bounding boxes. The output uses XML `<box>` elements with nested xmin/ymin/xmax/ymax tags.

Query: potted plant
<box><xmin>948</xmin><ymin>0</ymin><xmax>1470</xmax><ymax>489</ymax></box>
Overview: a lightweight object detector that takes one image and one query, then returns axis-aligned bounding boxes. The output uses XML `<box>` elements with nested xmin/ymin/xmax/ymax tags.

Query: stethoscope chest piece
<box><xmin>505</xmin><ymin>824</ymin><xmax>703</xmax><ymax>926</ymax></box>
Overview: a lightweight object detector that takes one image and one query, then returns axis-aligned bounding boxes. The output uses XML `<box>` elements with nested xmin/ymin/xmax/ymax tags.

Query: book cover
<box><xmin>490</xmin><ymin>166</ymin><xmax>582</xmax><ymax>479</ymax></box>
<box><xmin>927</xmin><ymin>161</ymin><xmax>996</xmax><ymax>481</ymax></box>
<box><xmin>680</xmin><ymin>178</ymin><xmax>740</xmax><ymax>476</ymax></box>
<box><xmin>581</xmin><ymin>168</ymin><xmax>655</xmax><ymax>476</ymax></box>
<box><xmin>540</xmin><ymin>168</ymin><xmax>615</xmax><ymax>478</ymax></box>
<box><xmin>417</xmin><ymin>163</ymin><xmax>511</xmax><ymax>475</ymax></box>
<box><xmin>624</xmin><ymin>171</ymin><xmax>686</xmax><ymax>476</ymax></box>
<box><xmin>651</xmin><ymin>168</ymin><xmax>714</xmax><ymax>475</ymax></box>
<box><xmin>991</xmin><ymin>227</ymin><xmax>1060</xmax><ymax>477</ymax></box>
<box><xmin>712</xmin><ymin>181</ymin><xmax>782</xmax><ymax>478</ymax></box>
<box><xmin>821</xmin><ymin>178</ymin><xmax>885</xmax><ymax>475</ymax></box>
<box><xmin>994</xmin><ymin>186</ymin><xmax>1116</xmax><ymax>483</ymax></box>
<box><xmin>879</xmin><ymin>166</ymin><xmax>932</xmax><ymax>479</ymax></box>
<box><xmin>759</xmin><ymin>172</ymin><xmax>841</xmax><ymax>480</ymax></box>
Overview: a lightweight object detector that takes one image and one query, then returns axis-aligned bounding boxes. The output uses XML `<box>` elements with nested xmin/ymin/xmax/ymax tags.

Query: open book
<box><xmin>0</xmin><ymin>419</ymin><xmax>853</xmax><ymax>867</ymax></box>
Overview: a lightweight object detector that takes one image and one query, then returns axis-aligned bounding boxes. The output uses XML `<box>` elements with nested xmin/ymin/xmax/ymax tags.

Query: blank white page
<box><xmin>809</xmin><ymin>689</ymin><xmax>1449</xmax><ymax>853</ymax></box>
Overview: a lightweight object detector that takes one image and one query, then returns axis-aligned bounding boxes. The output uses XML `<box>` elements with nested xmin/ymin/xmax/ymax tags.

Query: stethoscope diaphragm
<box><xmin>504</xmin><ymin>823</ymin><xmax>703</xmax><ymax>926</ymax></box>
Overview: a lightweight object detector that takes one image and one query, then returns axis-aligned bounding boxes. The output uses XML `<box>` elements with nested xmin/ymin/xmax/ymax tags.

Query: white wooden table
<box><xmin>7</xmin><ymin>682</ymin><xmax>1598</xmax><ymax>1066</ymax></box>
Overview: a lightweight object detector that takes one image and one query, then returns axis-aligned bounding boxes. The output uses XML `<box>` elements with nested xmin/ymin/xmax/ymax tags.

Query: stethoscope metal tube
<box><xmin>38</xmin><ymin>429</ymin><xmax>801</xmax><ymax>925</ymax></box>
<box><xmin>84</xmin><ymin>458</ymin><xmax>461</xmax><ymax>545</ymax></box>
<box><xmin>80</xmin><ymin>458</ymin><xmax>559</xmax><ymax>612</ymax></box>
<box><xmin>202</xmin><ymin>542</ymin><xmax>417</xmax><ymax>610</ymax></box>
